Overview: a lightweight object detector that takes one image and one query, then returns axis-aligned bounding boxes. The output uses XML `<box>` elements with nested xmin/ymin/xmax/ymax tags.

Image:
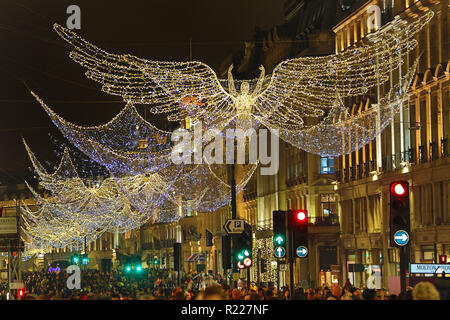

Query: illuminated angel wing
<box><xmin>254</xmin><ymin>10</ymin><xmax>433</xmax><ymax>130</ymax></box>
<box><xmin>54</xmin><ymin>24</ymin><xmax>233</xmax><ymax>123</ymax></box>
<box><xmin>253</xmin><ymin>10</ymin><xmax>433</xmax><ymax>156</ymax></box>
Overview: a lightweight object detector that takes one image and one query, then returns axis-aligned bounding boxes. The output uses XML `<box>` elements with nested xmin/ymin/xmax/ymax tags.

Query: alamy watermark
<box><xmin>66</xmin><ymin>5</ymin><xmax>81</xmax><ymax>30</ymax></box>
<box><xmin>66</xmin><ymin>265</ymin><xmax>81</xmax><ymax>289</ymax></box>
<box><xmin>171</xmin><ymin>122</ymin><xmax>279</xmax><ymax>175</ymax></box>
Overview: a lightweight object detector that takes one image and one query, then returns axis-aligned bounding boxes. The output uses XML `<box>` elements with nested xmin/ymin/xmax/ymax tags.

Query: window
<box><xmin>184</xmin><ymin>200</ymin><xmax>194</xmax><ymax>217</ymax></box>
<box><xmin>320</xmin><ymin>157</ymin><xmax>334</xmax><ymax>174</ymax></box>
<box><xmin>320</xmin><ymin>194</ymin><xmax>336</xmax><ymax>217</ymax></box>
<box><xmin>422</xmin><ymin>245</ymin><xmax>435</xmax><ymax>262</ymax></box>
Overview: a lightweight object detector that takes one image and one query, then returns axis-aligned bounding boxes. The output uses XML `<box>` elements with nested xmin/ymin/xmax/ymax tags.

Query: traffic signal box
<box><xmin>289</xmin><ymin>209</ymin><xmax>308</xmax><ymax>255</ymax></box>
<box><xmin>439</xmin><ymin>255</ymin><xmax>447</xmax><ymax>264</ymax></box>
<box><xmin>272</xmin><ymin>210</ymin><xmax>287</xmax><ymax>258</ymax></box>
<box><xmin>273</xmin><ymin>210</ymin><xmax>309</xmax><ymax>259</ymax></box>
<box><xmin>71</xmin><ymin>254</ymin><xmax>80</xmax><ymax>265</ymax></box>
<box><xmin>234</xmin><ymin>222</ymin><xmax>252</xmax><ymax>270</ymax></box>
<box><xmin>389</xmin><ymin>181</ymin><xmax>410</xmax><ymax>247</ymax></box>
<box><xmin>124</xmin><ymin>257</ymin><xmax>144</xmax><ymax>276</ymax></box>
<box><xmin>173</xmin><ymin>242</ymin><xmax>181</xmax><ymax>271</ymax></box>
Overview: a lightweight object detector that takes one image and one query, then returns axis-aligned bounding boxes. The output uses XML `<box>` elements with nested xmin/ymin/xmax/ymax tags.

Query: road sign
<box><xmin>348</xmin><ymin>263</ymin><xmax>365</xmax><ymax>272</ymax></box>
<box><xmin>0</xmin><ymin>217</ymin><xmax>17</xmax><ymax>234</ymax></box>
<box><xmin>393</xmin><ymin>230</ymin><xmax>409</xmax><ymax>246</ymax></box>
<box><xmin>410</xmin><ymin>264</ymin><xmax>450</xmax><ymax>274</ymax></box>
<box><xmin>274</xmin><ymin>246</ymin><xmax>286</xmax><ymax>258</ymax></box>
<box><xmin>296</xmin><ymin>246</ymin><xmax>308</xmax><ymax>258</ymax></box>
<box><xmin>223</xmin><ymin>219</ymin><xmax>244</xmax><ymax>234</ymax></box>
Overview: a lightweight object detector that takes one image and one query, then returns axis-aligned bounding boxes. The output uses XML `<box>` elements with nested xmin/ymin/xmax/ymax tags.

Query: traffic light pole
<box><xmin>288</xmin><ymin>229</ymin><xmax>294</xmax><ymax>300</ymax></box>
<box><xmin>229</xmin><ymin>164</ymin><xmax>237</xmax><ymax>287</ymax></box>
<box><xmin>399</xmin><ymin>245</ymin><xmax>410</xmax><ymax>293</ymax></box>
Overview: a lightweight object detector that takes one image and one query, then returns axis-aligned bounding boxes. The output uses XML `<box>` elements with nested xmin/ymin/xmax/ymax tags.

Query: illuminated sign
<box><xmin>410</xmin><ymin>264</ymin><xmax>450</xmax><ymax>274</ymax></box>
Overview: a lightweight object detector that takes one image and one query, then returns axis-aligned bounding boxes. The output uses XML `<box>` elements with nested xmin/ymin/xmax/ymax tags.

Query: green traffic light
<box><xmin>125</xmin><ymin>266</ymin><xmax>131</xmax><ymax>272</ymax></box>
<box><xmin>136</xmin><ymin>266</ymin><xmax>142</xmax><ymax>272</ymax></box>
<box><xmin>274</xmin><ymin>235</ymin><xmax>285</xmax><ymax>245</ymax></box>
<box><xmin>243</xmin><ymin>249</ymin><xmax>250</xmax><ymax>257</ymax></box>
<box><xmin>237</xmin><ymin>253</ymin><xmax>244</xmax><ymax>260</ymax></box>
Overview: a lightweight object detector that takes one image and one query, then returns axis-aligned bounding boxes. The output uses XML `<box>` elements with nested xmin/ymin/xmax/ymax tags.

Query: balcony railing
<box><xmin>335</xmin><ymin>139</ymin><xmax>449</xmax><ymax>183</ymax></box>
<box><xmin>309</xmin><ymin>215</ymin><xmax>340</xmax><ymax>226</ymax></box>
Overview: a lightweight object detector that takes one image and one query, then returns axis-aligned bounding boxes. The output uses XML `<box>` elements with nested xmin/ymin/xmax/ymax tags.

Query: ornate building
<box><xmin>333</xmin><ymin>0</ymin><xmax>449</xmax><ymax>289</ymax></box>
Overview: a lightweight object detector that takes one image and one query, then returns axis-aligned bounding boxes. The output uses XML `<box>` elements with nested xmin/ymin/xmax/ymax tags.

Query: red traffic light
<box><xmin>295</xmin><ymin>210</ymin><xmax>307</xmax><ymax>222</ymax></box>
<box><xmin>440</xmin><ymin>255</ymin><xmax>447</xmax><ymax>264</ymax></box>
<box><xmin>18</xmin><ymin>289</ymin><xmax>24</xmax><ymax>297</ymax></box>
<box><xmin>391</xmin><ymin>182</ymin><xmax>407</xmax><ymax>196</ymax></box>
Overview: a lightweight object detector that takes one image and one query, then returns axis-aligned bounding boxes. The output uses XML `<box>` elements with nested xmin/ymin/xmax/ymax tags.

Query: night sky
<box><xmin>0</xmin><ymin>0</ymin><xmax>284</xmax><ymax>176</ymax></box>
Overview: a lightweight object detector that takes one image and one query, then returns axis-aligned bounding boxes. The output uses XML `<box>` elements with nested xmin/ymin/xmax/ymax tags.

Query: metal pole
<box><xmin>8</xmin><ymin>240</ymin><xmax>11</xmax><ymax>299</ymax></box>
<box><xmin>229</xmin><ymin>164</ymin><xmax>236</xmax><ymax>284</ymax></box>
<box><xmin>400</xmin><ymin>246</ymin><xmax>407</xmax><ymax>293</ymax></box>
<box><xmin>247</xmin><ymin>265</ymin><xmax>250</xmax><ymax>289</ymax></box>
<box><xmin>289</xmin><ymin>229</ymin><xmax>294</xmax><ymax>299</ymax></box>
<box><xmin>230</xmin><ymin>164</ymin><xmax>236</xmax><ymax>220</ymax></box>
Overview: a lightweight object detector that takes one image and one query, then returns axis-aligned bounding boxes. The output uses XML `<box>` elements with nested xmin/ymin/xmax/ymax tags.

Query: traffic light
<box><xmin>153</xmin><ymin>257</ymin><xmax>159</xmax><ymax>265</ymax></box>
<box><xmin>290</xmin><ymin>209</ymin><xmax>308</xmax><ymax>255</ymax></box>
<box><xmin>222</xmin><ymin>236</ymin><xmax>231</xmax><ymax>270</ymax></box>
<box><xmin>18</xmin><ymin>289</ymin><xmax>24</xmax><ymax>299</ymax></box>
<box><xmin>71</xmin><ymin>254</ymin><xmax>80</xmax><ymax>265</ymax></box>
<box><xmin>234</xmin><ymin>222</ymin><xmax>252</xmax><ymax>268</ymax></box>
<box><xmin>439</xmin><ymin>255</ymin><xmax>447</xmax><ymax>264</ymax></box>
<box><xmin>81</xmin><ymin>254</ymin><xmax>89</xmax><ymax>265</ymax></box>
<box><xmin>173</xmin><ymin>242</ymin><xmax>181</xmax><ymax>271</ymax></box>
<box><xmin>124</xmin><ymin>257</ymin><xmax>143</xmax><ymax>275</ymax></box>
<box><xmin>206</xmin><ymin>230</ymin><xmax>213</xmax><ymax>247</ymax></box>
<box><xmin>389</xmin><ymin>181</ymin><xmax>410</xmax><ymax>247</ymax></box>
<box><xmin>273</xmin><ymin>210</ymin><xmax>287</xmax><ymax>259</ymax></box>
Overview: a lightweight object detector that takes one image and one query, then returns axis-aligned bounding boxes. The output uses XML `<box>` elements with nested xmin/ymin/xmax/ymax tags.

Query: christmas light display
<box><xmin>53</xmin><ymin>10</ymin><xmax>433</xmax><ymax>156</ymax></box>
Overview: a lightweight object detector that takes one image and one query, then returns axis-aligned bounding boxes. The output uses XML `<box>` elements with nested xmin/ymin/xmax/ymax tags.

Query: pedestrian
<box><xmin>412</xmin><ymin>281</ymin><xmax>440</xmax><ymax>300</ymax></box>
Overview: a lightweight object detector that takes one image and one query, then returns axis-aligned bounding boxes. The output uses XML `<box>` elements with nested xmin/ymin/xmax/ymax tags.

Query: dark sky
<box><xmin>0</xmin><ymin>0</ymin><xmax>284</xmax><ymax>175</ymax></box>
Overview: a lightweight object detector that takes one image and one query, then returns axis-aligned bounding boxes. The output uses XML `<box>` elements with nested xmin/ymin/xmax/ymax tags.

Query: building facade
<box><xmin>333</xmin><ymin>0</ymin><xmax>449</xmax><ymax>289</ymax></box>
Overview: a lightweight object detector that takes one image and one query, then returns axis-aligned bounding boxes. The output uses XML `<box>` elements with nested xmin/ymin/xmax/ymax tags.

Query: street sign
<box><xmin>393</xmin><ymin>230</ymin><xmax>409</xmax><ymax>246</ymax></box>
<box><xmin>274</xmin><ymin>246</ymin><xmax>286</xmax><ymax>258</ymax></box>
<box><xmin>0</xmin><ymin>217</ymin><xmax>17</xmax><ymax>234</ymax></box>
<box><xmin>223</xmin><ymin>219</ymin><xmax>244</xmax><ymax>234</ymax></box>
<box><xmin>410</xmin><ymin>264</ymin><xmax>450</xmax><ymax>274</ymax></box>
<box><xmin>348</xmin><ymin>263</ymin><xmax>365</xmax><ymax>272</ymax></box>
<box><xmin>296</xmin><ymin>246</ymin><xmax>308</xmax><ymax>258</ymax></box>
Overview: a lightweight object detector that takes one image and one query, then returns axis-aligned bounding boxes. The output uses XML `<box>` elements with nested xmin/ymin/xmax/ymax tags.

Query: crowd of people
<box><xmin>0</xmin><ymin>268</ymin><xmax>444</xmax><ymax>300</ymax></box>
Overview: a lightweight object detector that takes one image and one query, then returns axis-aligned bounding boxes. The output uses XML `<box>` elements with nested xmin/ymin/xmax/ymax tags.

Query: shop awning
<box><xmin>186</xmin><ymin>253</ymin><xmax>199</xmax><ymax>262</ymax></box>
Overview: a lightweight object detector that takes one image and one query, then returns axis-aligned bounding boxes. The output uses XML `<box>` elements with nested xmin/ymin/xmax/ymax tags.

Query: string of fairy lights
<box><xmin>21</xmin><ymin>10</ymin><xmax>433</xmax><ymax>253</ymax></box>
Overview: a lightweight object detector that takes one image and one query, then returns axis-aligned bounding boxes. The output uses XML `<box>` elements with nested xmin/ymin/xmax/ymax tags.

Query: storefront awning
<box><xmin>186</xmin><ymin>253</ymin><xmax>199</xmax><ymax>262</ymax></box>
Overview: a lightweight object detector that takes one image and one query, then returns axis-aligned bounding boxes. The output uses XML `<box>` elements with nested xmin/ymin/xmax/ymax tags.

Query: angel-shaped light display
<box><xmin>52</xmin><ymin>10</ymin><xmax>433</xmax><ymax>156</ymax></box>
